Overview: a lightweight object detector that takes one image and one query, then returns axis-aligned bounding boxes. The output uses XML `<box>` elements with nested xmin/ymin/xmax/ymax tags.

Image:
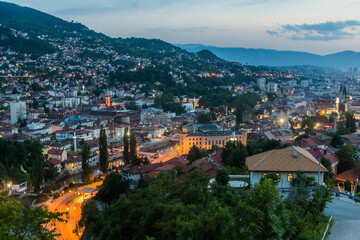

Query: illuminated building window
<box><xmin>287</xmin><ymin>174</ymin><xmax>293</xmax><ymax>182</ymax></box>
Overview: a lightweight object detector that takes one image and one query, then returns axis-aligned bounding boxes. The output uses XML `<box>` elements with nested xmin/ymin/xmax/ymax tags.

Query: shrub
<box><xmin>53</xmin><ymin>192</ymin><xmax>60</xmax><ymax>199</ymax></box>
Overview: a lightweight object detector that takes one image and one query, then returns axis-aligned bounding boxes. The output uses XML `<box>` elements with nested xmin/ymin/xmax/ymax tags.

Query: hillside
<box><xmin>0</xmin><ymin>1</ymin><xmax>91</xmax><ymax>36</ymax></box>
<box><xmin>177</xmin><ymin>44</ymin><xmax>360</xmax><ymax>71</ymax></box>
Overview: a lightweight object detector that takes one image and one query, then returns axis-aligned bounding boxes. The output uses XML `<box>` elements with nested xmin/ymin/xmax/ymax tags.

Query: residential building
<box><xmin>10</xmin><ymin>101</ymin><xmax>26</xmax><ymax>125</ymax></box>
<box><xmin>246</xmin><ymin>146</ymin><xmax>328</xmax><ymax>189</ymax></box>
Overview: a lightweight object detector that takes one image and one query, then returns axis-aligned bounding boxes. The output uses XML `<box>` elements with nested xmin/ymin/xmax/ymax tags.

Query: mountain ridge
<box><xmin>176</xmin><ymin>43</ymin><xmax>360</xmax><ymax>71</ymax></box>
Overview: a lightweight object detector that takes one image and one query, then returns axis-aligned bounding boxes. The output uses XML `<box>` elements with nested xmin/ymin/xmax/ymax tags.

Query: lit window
<box><xmin>262</xmin><ymin>173</ymin><xmax>267</xmax><ymax>178</ymax></box>
<box><xmin>287</xmin><ymin>173</ymin><xmax>293</xmax><ymax>182</ymax></box>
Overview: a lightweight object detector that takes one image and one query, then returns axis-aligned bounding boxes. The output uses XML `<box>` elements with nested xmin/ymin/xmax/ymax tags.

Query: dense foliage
<box><xmin>336</xmin><ymin>145</ymin><xmax>359</xmax><ymax>174</ymax></box>
<box><xmin>0</xmin><ymin>191</ymin><xmax>64</xmax><ymax>240</ymax></box>
<box><xmin>0</xmin><ymin>139</ymin><xmax>44</xmax><ymax>191</ymax></box>
<box><xmin>99</xmin><ymin>129</ymin><xmax>109</xmax><ymax>174</ymax></box>
<box><xmin>81</xmin><ymin>170</ymin><xmax>332</xmax><ymax>240</ymax></box>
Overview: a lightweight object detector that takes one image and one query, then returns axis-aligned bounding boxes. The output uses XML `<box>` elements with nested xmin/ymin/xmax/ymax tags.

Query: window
<box><xmin>287</xmin><ymin>173</ymin><xmax>293</xmax><ymax>182</ymax></box>
<box><xmin>262</xmin><ymin>173</ymin><xmax>267</xmax><ymax>178</ymax></box>
<box><xmin>276</xmin><ymin>173</ymin><xmax>281</xmax><ymax>182</ymax></box>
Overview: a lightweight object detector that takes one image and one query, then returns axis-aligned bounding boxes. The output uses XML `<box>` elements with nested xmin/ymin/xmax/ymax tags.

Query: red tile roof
<box><xmin>48</xmin><ymin>158</ymin><xmax>62</xmax><ymax>165</ymax></box>
<box><xmin>48</xmin><ymin>148</ymin><xmax>64</xmax><ymax>155</ymax></box>
<box><xmin>335</xmin><ymin>168</ymin><xmax>360</xmax><ymax>182</ymax></box>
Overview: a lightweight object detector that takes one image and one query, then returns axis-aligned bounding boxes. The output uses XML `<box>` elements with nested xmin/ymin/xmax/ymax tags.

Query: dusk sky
<box><xmin>6</xmin><ymin>0</ymin><xmax>360</xmax><ymax>54</ymax></box>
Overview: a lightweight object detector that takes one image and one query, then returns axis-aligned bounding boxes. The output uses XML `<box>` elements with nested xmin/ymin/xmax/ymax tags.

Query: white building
<box><xmin>267</xmin><ymin>82</ymin><xmax>278</xmax><ymax>93</ymax></box>
<box><xmin>257</xmin><ymin>78</ymin><xmax>266</xmax><ymax>91</ymax></box>
<box><xmin>10</xmin><ymin>101</ymin><xmax>26</xmax><ymax>125</ymax></box>
<box><xmin>246</xmin><ymin>146</ymin><xmax>328</xmax><ymax>189</ymax></box>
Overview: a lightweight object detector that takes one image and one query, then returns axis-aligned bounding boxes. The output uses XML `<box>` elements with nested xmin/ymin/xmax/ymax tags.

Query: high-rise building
<box><xmin>257</xmin><ymin>78</ymin><xmax>266</xmax><ymax>91</ymax></box>
<box><xmin>10</xmin><ymin>101</ymin><xmax>26</xmax><ymax>125</ymax></box>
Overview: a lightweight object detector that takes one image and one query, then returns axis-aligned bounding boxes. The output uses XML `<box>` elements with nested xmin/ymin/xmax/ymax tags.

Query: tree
<box><xmin>344</xmin><ymin>112</ymin><xmax>356</xmax><ymax>133</ymax></box>
<box><xmin>320</xmin><ymin>156</ymin><xmax>335</xmax><ymax>179</ymax></box>
<box><xmin>187</xmin><ymin>145</ymin><xmax>202</xmax><ymax>164</ymax></box>
<box><xmin>129</xmin><ymin>130</ymin><xmax>138</xmax><ymax>166</ymax></box>
<box><xmin>288</xmin><ymin>118</ymin><xmax>295</xmax><ymax>133</ymax></box>
<box><xmin>0</xmin><ymin>192</ymin><xmax>64</xmax><ymax>240</ymax></box>
<box><xmin>25</xmin><ymin>140</ymin><xmax>44</xmax><ymax>192</ymax></box>
<box><xmin>330</xmin><ymin>134</ymin><xmax>343</xmax><ymax>148</ymax></box>
<box><xmin>216</xmin><ymin>169</ymin><xmax>230</xmax><ymax>186</ymax></box>
<box><xmin>99</xmin><ymin>129</ymin><xmax>109</xmax><ymax>174</ymax></box>
<box><xmin>81</xmin><ymin>142</ymin><xmax>93</xmax><ymax>183</ymax></box>
<box><xmin>290</xmin><ymin>172</ymin><xmax>316</xmax><ymax>187</ymax></box>
<box><xmin>43</xmin><ymin>161</ymin><xmax>59</xmax><ymax>181</ymax></box>
<box><xmin>95</xmin><ymin>173</ymin><xmax>129</xmax><ymax>204</ymax></box>
<box><xmin>336</xmin><ymin>145</ymin><xmax>359</xmax><ymax>173</ymax></box>
<box><xmin>123</xmin><ymin>128</ymin><xmax>130</xmax><ymax>165</ymax></box>
<box><xmin>260</xmin><ymin>173</ymin><xmax>280</xmax><ymax>185</ymax></box>
<box><xmin>301</xmin><ymin>116</ymin><xmax>315</xmax><ymax>134</ymax></box>
<box><xmin>222</xmin><ymin>141</ymin><xmax>248</xmax><ymax>168</ymax></box>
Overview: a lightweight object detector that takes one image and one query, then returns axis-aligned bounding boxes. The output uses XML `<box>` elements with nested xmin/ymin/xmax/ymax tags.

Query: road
<box><xmin>45</xmin><ymin>181</ymin><xmax>102</xmax><ymax>240</ymax></box>
<box><xmin>151</xmin><ymin>148</ymin><xmax>180</xmax><ymax>163</ymax></box>
<box><xmin>325</xmin><ymin>196</ymin><xmax>360</xmax><ymax>240</ymax></box>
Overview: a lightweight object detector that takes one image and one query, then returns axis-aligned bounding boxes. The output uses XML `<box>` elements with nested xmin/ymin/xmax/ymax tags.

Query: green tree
<box><xmin>129</xmin><ymin>130</ymin><xmax>138</xmax><ymax>166</ymax></box>
<box><xmin>81</xmin><ymin>142</ymin><xmax>93</xmax><ymax>183</ymax></box>
<box><xmin>344</xmin><ymin>112</ymin><xmax>356</xmax><ymax>133</ymax></box>
<box><xmin>336</xmin><ymin>145</ymin><xmax>359</xmax><ymax>173</ymax></box>
<box><xmin>301</xmin><ymin>116</ymin><xmax>315</xmax><ymax>134</ymax></box>
<box><xmin>215</xmin><ymin>169</ymin><xmax>230</xmax><ymax>186</ymax></box>
<box><xmin>99</xmin><ymin>129</ymin><xmax>109</xmax><ymax>174</ymax></box>
<box><xmin>330</xmin><ymin>134</ymin><xmax>343</xmax><ymax>148</ymax></box>
<box><xmin>25</xmin><ymin>140</ymin><xmax>44</xmax><ymax>192</ymax></box>
<box><xmin>260</xmin><ymin>173</ymin><xmax>280</xmax><ymax>185</ymax></box>
<box><xmin>43</xmin><ymin>161</ymin><xmax>59</xmax><ymax>181</ymax></box>
<box><xmin>222</xmin><ymin>141</ymin><xmax>248</xmax><ymax>168</ymax></box>
<box><xmin>187</xmin><ymin>145</ymin><xmax>202</xmax><ymax>164</ymax></box>
<box><xmin>123</xmin><ymin>128</ymin><xmax>130</xmax><ymax>165</ymax></box>
<box><xmin>95</xmin><ymin>172</ymin><xmax>129</xmax><ymax>204</ymax></box>
<box><xmin>0</xmin><ymin>192</ymin><xmax>64</xmax><ymax>240</ymax></box>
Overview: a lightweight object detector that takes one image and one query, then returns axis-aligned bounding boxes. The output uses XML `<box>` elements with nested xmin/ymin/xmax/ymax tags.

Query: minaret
<box><xmin>105</xmin><ymin>88</ymin><xmax>111</xmax><ymax>107</ymax></box>
<box><xmin>73</xmin><ymin>130</ymin><xmax>77</xmax><ymax>152</ymax></box>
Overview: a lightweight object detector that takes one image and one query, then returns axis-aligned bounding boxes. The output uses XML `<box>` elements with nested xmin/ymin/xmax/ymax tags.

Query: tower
<box><xmin>73</xmin><ymin>130</ymin><xmax>77</xmax><ymax>152</ymax></box>
<box><xmin>105</xmin><ymin>88</ymin><xmax>111</xmax><ymax>107</ymax></box>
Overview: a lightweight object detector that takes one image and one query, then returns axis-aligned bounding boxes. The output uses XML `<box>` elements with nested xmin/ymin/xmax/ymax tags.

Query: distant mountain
<box><xmin>176</xmin><ymin>44</ymin><xmax>360</xmax><ymax>71</ymax></box>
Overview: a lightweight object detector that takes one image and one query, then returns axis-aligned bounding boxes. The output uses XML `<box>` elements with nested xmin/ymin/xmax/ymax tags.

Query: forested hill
<box><xmin>0</xmin><ymin>1</ymin><xmax>230</xmax><ymax>63</ymax></box>
<box><xmin>0</xmin><ymin>1</ymin><xmax>92</xmax><ymax>36</ymax></box>
<box><xmin>0</xmin><ymin>1</ymin><xmax>267</xmax><ymax>105</ymax></box>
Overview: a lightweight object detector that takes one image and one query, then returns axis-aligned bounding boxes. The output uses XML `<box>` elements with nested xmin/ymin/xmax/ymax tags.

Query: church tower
<box><xmin>105</xmin><ymin>88</ymin><xmax>111</xmax><ymax>107</ymax></box>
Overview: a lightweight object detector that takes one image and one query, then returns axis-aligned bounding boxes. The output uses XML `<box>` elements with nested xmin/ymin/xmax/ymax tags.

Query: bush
<box><xmin>53</xmin><ymin>192</ymin><xmax>60</xmax><ymax>199</ymax></box>
<box><xmin>34</xmin><ymin>195</ymin><xmax>50</xmax><ymax>204</ymax></box>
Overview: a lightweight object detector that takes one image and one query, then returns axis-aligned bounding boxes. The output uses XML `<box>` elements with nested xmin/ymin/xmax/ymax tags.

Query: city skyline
<box><xmin>5</xmin><ymin>0</ymin><xmax>360</xmax><ymax>55</ymax></box>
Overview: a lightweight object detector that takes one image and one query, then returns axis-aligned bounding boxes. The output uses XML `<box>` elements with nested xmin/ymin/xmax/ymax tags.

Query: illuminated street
<box><xmin>45</xmin><ymin>182</ymin><xmax>102</xmax><ymax>240</ymax></box>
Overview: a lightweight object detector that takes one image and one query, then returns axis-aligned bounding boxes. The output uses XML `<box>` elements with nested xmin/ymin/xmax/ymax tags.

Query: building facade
<box><xmin>10</xmin><ymin>101</ymin><xmax>26</xmax><ymax>125</ymax></box>
<box><xmin>180</xmin><ymin>129</ymin><xmax>247</xmax><ymax>154</ymax></box>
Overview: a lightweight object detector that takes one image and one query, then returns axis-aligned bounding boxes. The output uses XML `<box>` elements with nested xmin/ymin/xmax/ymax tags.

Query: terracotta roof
<box><xmin>324</xmin><ymin>154</ymin><xmax>339</xmax><ymax>164</ymax></box>
<box><xmin>335</xmin><ymin>168</ymin><xmax>360</xmax><ymax>182</ymax></box>
<box><xmin>48</xmin><ymin>158</ymin><xmax>62</xmax><ymax>165</ymax></box>
<box><xmin>48</xmin><ymin>148</ymin><xmax>64</xmax><ymax>155</ymax></box>
<box><xmin>125</xmin><ymin>163</ymin><xmax>163</xmax><ymax>175</ymax></box>
<box><xmin>154</xmin><ymin>164</ymin><xmax>175</xmax><ymax>171</ymax></box>
<box><xmin>246</xmin><ymin>146</ymin><xmax>328</xmax><ymax>173</ymax></box>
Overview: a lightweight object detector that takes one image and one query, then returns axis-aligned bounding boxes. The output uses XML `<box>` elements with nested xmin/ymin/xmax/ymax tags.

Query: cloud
<box><xmin>268</xmin><ymin>20</ymin><xmax>360</xmax><ymax>40</ymax></box>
